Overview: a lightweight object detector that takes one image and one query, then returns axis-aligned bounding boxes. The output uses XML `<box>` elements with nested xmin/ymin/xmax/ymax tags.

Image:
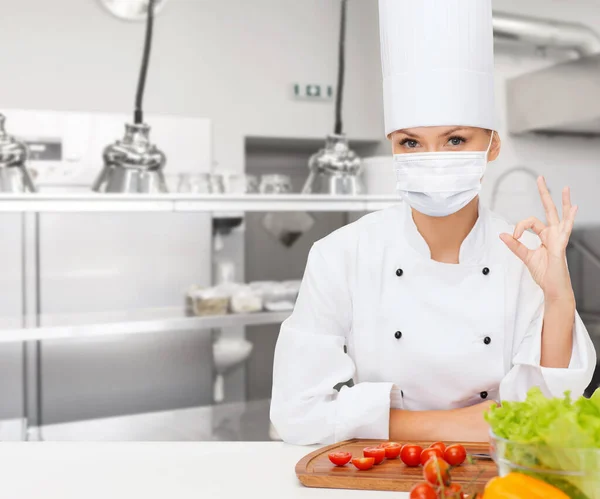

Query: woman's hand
<box><xmin>500</xmin><ymin>176</ymin><xmax>576</xmax><ymax>368</ymax></box>
<box><xmin>499</xmin><ymin>176</ymin><xmax>576</xmax><ymax>303</ymax></box>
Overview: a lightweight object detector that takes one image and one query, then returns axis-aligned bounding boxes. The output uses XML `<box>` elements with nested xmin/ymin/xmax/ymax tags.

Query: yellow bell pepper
<box><xmin>482</xmin><ymin>473</ymin><xmax>570</xmax><ymax>499</ymax></box>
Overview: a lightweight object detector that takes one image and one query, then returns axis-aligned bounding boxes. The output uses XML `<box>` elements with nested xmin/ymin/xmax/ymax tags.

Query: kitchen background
<box><xmin>0</xmin><ymin>0</ymin><xmax>599</xmax><ymax>441</ymax></box>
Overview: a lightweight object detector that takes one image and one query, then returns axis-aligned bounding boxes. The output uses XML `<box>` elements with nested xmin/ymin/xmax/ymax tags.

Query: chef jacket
<box><xmin>270</xmin><ymin>202</ymin><xmax>596</xmax><ymax>445</ymax></box>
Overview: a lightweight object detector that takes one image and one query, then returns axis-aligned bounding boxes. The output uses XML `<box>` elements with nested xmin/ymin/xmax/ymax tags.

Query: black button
<box><xmin>482</xmin><ymin>267</ymin><xmax>490</xmax><ymax>276</ymax></box>
<box><xmin>484</xmin><ymin>336</ymin><xmax>491</xmax><ymax>345</ymax></box>
<box><xmin>480</xmin><ymin>391</ymin><xmax>488</xmax><ymax>399</ymax></box>
<box><xmin>394</xmin><ymin>331</ymin><xmax>402</xmax><ymax>339</ymax></box>
<box><xmin>401</xmin><ymin>390</ymin><xmax>404</xmax><ymax>397</ymax></box>
<box><xmin>396</xmin><ymin>268</ymin><xmax>403</xmax><ymax>277</ymax></box>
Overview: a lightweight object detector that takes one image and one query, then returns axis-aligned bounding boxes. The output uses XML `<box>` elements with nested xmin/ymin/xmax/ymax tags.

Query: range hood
<box><xmin>508</xmin><ymin>54</ymin><xmax>600</xmax><ymax>136</ymax></box>
<box><xmin>494</xmin><ymin>12</ymin><xmax>600</xmax><ymax>136</ymax></box>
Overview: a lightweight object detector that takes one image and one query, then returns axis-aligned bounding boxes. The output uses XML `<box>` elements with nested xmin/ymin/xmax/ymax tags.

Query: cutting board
<box><xmin>296</xmin><ymin>439</ymin><xmax>497</xmax><ymax>493</ymax></box>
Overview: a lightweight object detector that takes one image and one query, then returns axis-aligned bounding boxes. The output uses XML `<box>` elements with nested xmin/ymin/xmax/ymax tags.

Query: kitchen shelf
<box><xmin>0</xmin><ymin>193</ymin><xmax>399</xmax><ymax>213</ymax></box>
<box><xmin>0</xmin><ymin>309</ymin><xmax>290</xmax><ymax>343</ymax></box>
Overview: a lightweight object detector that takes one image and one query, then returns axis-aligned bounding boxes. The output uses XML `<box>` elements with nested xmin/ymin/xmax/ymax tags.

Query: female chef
<box><xmin>270</xmin><ymin>0</ymin><xmax>596</xmax><ymax>445</ymax></box>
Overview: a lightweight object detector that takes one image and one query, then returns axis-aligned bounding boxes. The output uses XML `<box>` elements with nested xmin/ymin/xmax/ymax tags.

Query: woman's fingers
<box><xmin>500</xmin><ymin>233</ymin><xmax>531</xmax><ymax>264</ymax></box>
<box><xmin>513</xmin><ymin>216</ymin><xmax>546</xmax><ymax>240</ymax></box>
<box><xmin>564</xmin><ymin>205</ymin><xmax>578</xmax><ymax>237</ymax></box>
<box><xmin>537</xmin><ymin>176</ymin><xmax>560</xmax><ymax>225</ymax></box>
<box><xmin>562</xmin><ymin>186</ymin><xmax>572</xmax><ymax>221</ymax></box>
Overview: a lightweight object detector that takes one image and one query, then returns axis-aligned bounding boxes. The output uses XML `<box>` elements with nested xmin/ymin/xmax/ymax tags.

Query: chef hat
<box><xmin>379</xmin><ymin>0</ymin><xmax>496</xmax><ymax>136</ymax></box>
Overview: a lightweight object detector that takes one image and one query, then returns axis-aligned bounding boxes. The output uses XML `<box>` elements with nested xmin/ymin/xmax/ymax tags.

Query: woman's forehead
<box><xmin>393</xmin><ymin>126</ymin><xmax>481</xmax><ymax>138</ymax></box>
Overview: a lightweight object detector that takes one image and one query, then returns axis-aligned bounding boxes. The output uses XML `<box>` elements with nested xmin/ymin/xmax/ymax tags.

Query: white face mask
<box><xmin>394</xmin><ymin>132</ymin><xmax>495</xmax><ymax>217</ymax></box>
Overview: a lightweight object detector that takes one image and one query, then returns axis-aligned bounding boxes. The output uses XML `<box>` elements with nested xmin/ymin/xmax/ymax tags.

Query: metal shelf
<box><xmin>0</xmin><ymin>193</ymin><xmax>399</xmax><ymax>213</ymax></box>
<box><xmin>0</xmin><ymin>309</ymin><xmax>290</xmax><ymax>343</ymax></box>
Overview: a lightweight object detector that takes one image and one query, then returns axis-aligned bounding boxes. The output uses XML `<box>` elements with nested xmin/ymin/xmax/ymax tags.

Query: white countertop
<box><xmin>0</xmin><ymin>442</ymin><xmax>409</xmax><ymax>499</ymax></box>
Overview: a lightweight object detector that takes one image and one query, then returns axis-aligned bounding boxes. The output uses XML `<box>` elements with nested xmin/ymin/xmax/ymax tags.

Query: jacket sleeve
<box><xmin>270</xmin><ymin>243</ymin><xmax>402</xmax><ymax>445</ymax></box>
<box><xmin>499</xmin><ymin>257</ymin><xmax>596</xmax><ymax>401</ymax></box>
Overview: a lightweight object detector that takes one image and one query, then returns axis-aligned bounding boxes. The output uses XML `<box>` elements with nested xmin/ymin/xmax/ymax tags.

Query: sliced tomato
<box><xmin>429</xmin><ymin>441</ymin><xmax>446</xmax><ymax>453</ymax></box>
<box><xmin>420</xmin><ymin>447</ymin><xmax>443</xmax><ymax>466</ymax></box>
<box><xmin>423</xmin><ymin>456</ymin><xmax>451</xmax><ymax>487</ymax></box>
<box><xmin>380</xmin><ymin>442</ymin><xmax>402</xmax><ymax>459</ymax></box>
<box><xmin>328</xmin><ymin>451</ymin><xmax>352</xmax><ymax>467</ymax></box>
<box><xmin>352</xmin><ymin>457</ymin><xmax>375</xmax><ymax>471</ymax></box>
<box><xmin>363</xmin><ymin>447</ymin><xmax>386</xmax><ymax>465</ymax></box>
<box><xmin>400</xmin><ymin>444</ymin><xmax>423</xmax><ymax>467</ymax></box>
<box><xmin>409</xmin><ymin>482</ymin><xmax>437</xmax><ymax>499</ymax></box>
<box><xmin>444</xmin><ymin>444</ymin><xmax>467</xmax><ymax>466</ymax></box>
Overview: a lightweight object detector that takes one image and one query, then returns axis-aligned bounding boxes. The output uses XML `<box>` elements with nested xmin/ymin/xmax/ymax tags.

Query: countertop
<box><xmin>0</xmin><ymin>442</ymin><xmax>409</xmax><ymax>499</ymax></box>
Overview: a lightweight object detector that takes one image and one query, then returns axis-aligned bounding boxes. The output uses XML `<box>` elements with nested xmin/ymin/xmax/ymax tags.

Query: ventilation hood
<box><xmin>494</xmin><ymin>12</ymin><xmax>600</xmax><ymax>136</ymax></box>
<box><xmin>507</xmin><ymin>54</ymin><xmax>600</xmax><ymax>136</ymax></box>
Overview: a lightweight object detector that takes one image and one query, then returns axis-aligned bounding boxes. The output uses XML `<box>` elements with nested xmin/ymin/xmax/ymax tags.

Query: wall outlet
<box><xmin>293</xmin><ymin>84</ymin><xmax>334</xmax><ymax>101</ymax></box>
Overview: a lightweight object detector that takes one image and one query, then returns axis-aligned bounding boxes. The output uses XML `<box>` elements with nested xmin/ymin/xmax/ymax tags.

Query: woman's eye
<box><xmin>401</xmin><ymin>139</ymin><xmax>419</xmax><ymax>148</ymax></box>
<box><xmin>448</xmin><ymin>137</ymin><xmax>466</xmax><ymax>146</ymax></box>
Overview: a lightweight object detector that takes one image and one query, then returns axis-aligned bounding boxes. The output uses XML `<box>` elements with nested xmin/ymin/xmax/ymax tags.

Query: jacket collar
<box><xmin>401</xmin><ymin>200</ymin><xmax>489</xmax><ymax>264</ymax></box>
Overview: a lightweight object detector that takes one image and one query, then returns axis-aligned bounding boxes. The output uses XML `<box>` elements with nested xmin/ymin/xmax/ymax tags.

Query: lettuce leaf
<box><xmin>485</xmin><ymin>387</ymin><xmax>600</xmax><ymax>499</ymax></box>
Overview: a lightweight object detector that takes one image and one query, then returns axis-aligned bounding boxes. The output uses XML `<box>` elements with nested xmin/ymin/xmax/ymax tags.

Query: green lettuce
<box><xmin>485</xmin><ymin>388</ymin><xmax>600</xmax><ymax>499</ymax></box>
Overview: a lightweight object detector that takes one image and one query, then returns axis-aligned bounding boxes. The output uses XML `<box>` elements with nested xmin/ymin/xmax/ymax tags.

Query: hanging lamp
<box><xmin>0</xmin><ymin>114</ymin><xmax>37</xmax><ymax>193</ymax></box>
<box><xmin>302</xmin><ymin>0</ymin><xmax>362</xmax><ymax>195</ymax></box>
<box><xmin>93</xmin><ymin>0</ymin><xmax>168</xmax><ymax>193</ymax></box>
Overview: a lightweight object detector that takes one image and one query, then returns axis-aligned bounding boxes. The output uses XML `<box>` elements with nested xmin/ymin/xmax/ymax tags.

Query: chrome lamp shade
<box><xmin>302</xmin><ymin>134</ymin><xmax>362</xmax><ymax>195</ymax></box>
<box><xmin>0</xmin><ymin>114</ymin><xmax>36</xmax><ymax>193</ymax></box>
<box><xmin>92</xmin><ymin>123</ymin><xmax>167</xmax><ymax>194</ymax></box>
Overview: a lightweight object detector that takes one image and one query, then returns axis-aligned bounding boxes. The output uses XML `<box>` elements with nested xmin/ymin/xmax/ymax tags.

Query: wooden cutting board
<box><xmin>296</xmin><ymin>439</ymin><xmax>497</xmax><ymax>493</ymax></box>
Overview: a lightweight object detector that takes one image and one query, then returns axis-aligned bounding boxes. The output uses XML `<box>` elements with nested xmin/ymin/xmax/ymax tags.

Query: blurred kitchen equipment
<box><xmin>221</xmin><ymin>173</ymin><xmax>257</xmax><ymax>194</ymax></box>
<box><xmin>261</xmin><ymin>211</ymin><xmax>315</xmax><ymax>247</ymax></box>
<box><xmin>214</xmin><ymin>259</ymin><xmax>236</xmax><ymax>285</ymax></box>
<box><xmin>493</xmin><ymin>12</ymin><xmax>600</xmax><ymax>57</ymax></box>
<box><xmin>492</xmin><ymin>12</ymin><xmax>600</xmax><ymax>136</ymax></box>
<box><xmin>93</xmin><ymin>0</ymin><xmax>168</xmax><ymax>193</ymax></box>
<box><xmin>490</xmin><ymin>166</ymin><xmax>546</xmax><ymax>224</ymax></box>
<box><xmin>303</xmin><ymin>134</ymin><xmax>362</xmax><ymax>195</ymax></box>
<box><xmin>98</xmin><ymin>0</ymin><xmax>169</xmax><ymax>21</ymax></box>
<box><xmin>245</xmin><ymin>175</ymin><xmax>259</xmax><ymax>194</ymax></box>
<box><xmin>259</xmin><ymin>174</ymin><xmax>292</xmax><ymax>194</ymax></box>
<box><xmin>191</xmin><ymin>173</ymin><xmax>211</xmax><ymax>193</ymax></box>
<box><xmin>93</xmin><ymin>123</ymin><xmax>167</xmax><ymax>193</ymax></box>
<box><xmin>177</xmin><ymin>173</ymin><xmax>192</xmax><ymax>193</ymax></box>
<box><xmin>209</xmin><ymin>173</ymin><xmax>225</xmax><ymax>194</ymax></box>
<box><xmin>0</xmin><ymin>114</ymin><xmax>37</xmax><ymax>193</ymax></box>
<box><xmin>212</xmin><ymin>337</ymin><xmax>254</xmax><ymax>403</ymax></box>
<box><xmin>186</xmin><ymin>286</ymin><xmax>229</xmax><ymax>317</ymax></box>
<box><xmin>303</xmin><ymin>0</ymin><xmax>362</xmax><ymax>195</ymax></box>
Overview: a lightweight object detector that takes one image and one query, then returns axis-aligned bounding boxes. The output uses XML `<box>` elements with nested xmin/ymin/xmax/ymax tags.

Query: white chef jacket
<box><xmin>270</xmin><ymin>202</ymin><xmax>596</xmax><ymax>445</ymax></box>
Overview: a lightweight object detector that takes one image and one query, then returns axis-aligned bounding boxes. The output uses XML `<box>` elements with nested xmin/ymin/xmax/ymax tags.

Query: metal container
<box><xmin>302</xmin><ymin>134</ymin><xmax>362</xmax><ymax>195</ymax></box>
<box><xmin>92</xmin><ymin>123</ymin><xmax>167</xmax><ymax>193</ymax></box>
<box><xmin>0</xmin><ymin>114</ymin><xmax>36</xmax><ymax>193</ymax></box>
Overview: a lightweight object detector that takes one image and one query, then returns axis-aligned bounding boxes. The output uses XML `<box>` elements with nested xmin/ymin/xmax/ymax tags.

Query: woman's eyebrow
<box><xmin>440</xmin><ymin>127</ymin><xmax>468</xmax><ymax>137</ymax></box>
<box><xmin>397</xmin><ymin>129</ymin><xmax>422</xmax><ymax>138</ymax></box>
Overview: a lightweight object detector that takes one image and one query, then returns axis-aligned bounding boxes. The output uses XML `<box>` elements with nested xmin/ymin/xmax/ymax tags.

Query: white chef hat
<box><xmin>379</xmin><ymin>0</ymin><xmax>496</xmax><ymax>136</ymax></box>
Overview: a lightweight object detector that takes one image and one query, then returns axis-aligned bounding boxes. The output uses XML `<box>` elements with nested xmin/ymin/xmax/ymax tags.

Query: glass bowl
<box><xmin>490</xmin><ymin>432</ymin><xmax>600</xmax><ymax>499</ymax></box>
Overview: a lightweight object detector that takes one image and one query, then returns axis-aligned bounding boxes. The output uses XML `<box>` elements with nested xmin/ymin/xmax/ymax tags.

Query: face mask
<box><xmin>394</xmin><ymin>132</ymin><xmax>495</xmax><ymax>217</ymax></box>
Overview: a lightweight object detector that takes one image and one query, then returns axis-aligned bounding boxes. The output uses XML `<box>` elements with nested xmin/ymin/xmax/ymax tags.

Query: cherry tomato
<box><xmin>352</xmin><ymin>457</ymin><xmax>375</xmax><ymax>471</ymax></box>
<box><xmin>429</xmin><ymin>441</ymin><xmax>446</xmax><ymax>453</ymax></box>
<box><xmin>444</xmin><ymin>444</ymin><xmax>467</xmax><ymax>466</ymax></box>
<box><xmin>363</xmin><ymin>446</ymin><xmax>386</xmax><ymax>464</ymax></box>
<box><xmin>443</xmin><ymin>483</ymin><xmax>465</xmax><ymax>499</ymax></box>
<box><xmin>400</xmin><ymin>444</ymin><xmax>423</xmax><ymax>467</ymax></box>
<box><xmin>420</xmin><ymin>447</ymin><xmax>443</xmax><ymax>466</ymax></box>
<box><xmin>409</xmin><ymin>482</ymin><xmax>437</xmax><ymax>499</ymax></box>
<box><xmin>423</xmin><ymin>456</ymin><xmax>451</xmax><ymax>487</ymax></box>
<box><xmin>379</xmin><ymin>442</ymin><xmax>402</xmax><ymax>459</ymax></box>
<box><xmin>328</xmin><ymin>452</ymin><xmax>352</xmax><ymax>467</ymax></box>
